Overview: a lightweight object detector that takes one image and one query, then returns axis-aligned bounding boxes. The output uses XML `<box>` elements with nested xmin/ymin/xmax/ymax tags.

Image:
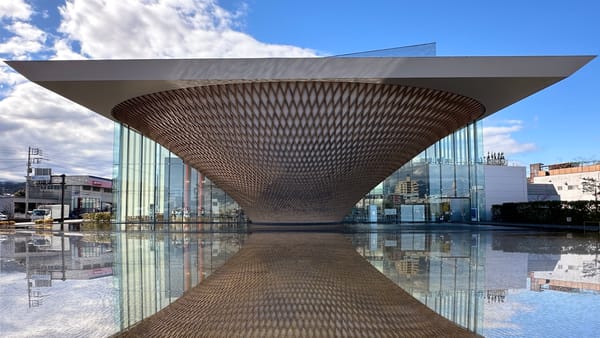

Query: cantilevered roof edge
<box><xmin>5</xmin><ymin>55</ymin><xmax>595</xmax><ymax>120</ymax></box>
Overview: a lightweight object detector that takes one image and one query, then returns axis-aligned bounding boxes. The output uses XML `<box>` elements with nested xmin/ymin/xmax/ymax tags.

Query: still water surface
<box><xmin>1</xmin><ymin>224</ymin><xmax>599</xmax><ymax>337</ymax></box>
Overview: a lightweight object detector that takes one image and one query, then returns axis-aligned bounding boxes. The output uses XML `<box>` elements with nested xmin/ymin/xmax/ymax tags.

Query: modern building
<box><xmin>529</xmin><ymin>162</ymin><xmax>600</xmax><ymax>201</ymax></box>
<box><xmin>7</xmin><ymin>54</ymin><xmax>593</xmax><ymax>225</ymax></box>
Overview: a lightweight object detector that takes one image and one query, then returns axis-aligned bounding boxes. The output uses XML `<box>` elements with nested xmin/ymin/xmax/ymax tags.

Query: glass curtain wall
<box><xmin>114</xmin><ymin>119</ymin><xmax>484</xmax><ymax>226</ymax></box>
<box><xmin>113</xmin><ymin>124</ymin><xmax>241</xmax><ymax>231</ymax></box>
<box><xmin>351</xmin><ymin>121</ymin><xmax>485</xmax><ymax>223</ymax></box>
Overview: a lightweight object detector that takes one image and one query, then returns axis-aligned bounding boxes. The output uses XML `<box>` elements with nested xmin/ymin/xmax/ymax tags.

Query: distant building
<box><xmin>395</xmin><ymin>175</ymin><xmax>420</xmax><ymax>201</ymax></box>
<box><xmin>12</xmin><ymin>175</ymin><xmax>112</xmax><ymax>219</ymax></box>
<box><xmin>529</xmin><ymin>162</ymin><xmax>600</xmax><ymax>201</ymax></box>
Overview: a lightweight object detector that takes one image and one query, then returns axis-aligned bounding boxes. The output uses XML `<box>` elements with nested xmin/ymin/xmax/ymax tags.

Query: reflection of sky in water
<box><xmin>484</xmin><ymin>288</ymin><xmax>600</xmax><ymax>338</ymax></box>
<box><xmin>0</xmin><ymin>229</ymin><xmax>245</xmax><ymax>337</ymax></box>
<box><xmin>0</xmin><ymin>272</ymin><xmax>117</xmax><ymax>338</ymax></box>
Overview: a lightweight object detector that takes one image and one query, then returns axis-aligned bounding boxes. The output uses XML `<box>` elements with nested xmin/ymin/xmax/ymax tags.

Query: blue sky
<box><xmin>0</xmin><ymin>0</ymin><xmax>599</xmax><ymax>181</ymax></box>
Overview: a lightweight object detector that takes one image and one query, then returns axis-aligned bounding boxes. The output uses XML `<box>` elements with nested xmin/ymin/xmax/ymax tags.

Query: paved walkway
<box><xmin>116</xmin><ymin>232</ymin><xmax>478</xmax><ymax>337</ymax></box>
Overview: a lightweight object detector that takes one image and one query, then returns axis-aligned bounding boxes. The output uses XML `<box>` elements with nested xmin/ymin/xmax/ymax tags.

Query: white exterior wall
<box><xmin>484</xmin><ymin>165</ymin><xmax>528</xmax><ymax>221</ymax></box>
<box><xmin>532</xmin><ymin>171</ymin><xmax>600</xmax><ymax>201</ymax></box>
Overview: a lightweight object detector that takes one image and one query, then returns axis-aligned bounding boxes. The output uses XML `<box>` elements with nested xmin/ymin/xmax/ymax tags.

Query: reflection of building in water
<box><xmin>114</xmin><ymin>230</ymin><xmax>246</xmax><ymax>330</ymax></box>
<box><xmin>0</xmin><ymin>232</ymin><xmax>113</xmax><ymax>308</ymax></box>
<box><xmin>486</xmin><ymin>232</ymin><xmax>598</xmax><ymax>294</ymax></box>
<box><xmin>352</xmin><ymin>231</ymin><xmax>485</xmax><ymax>334</ymax></box>
<box><xmin>484</xmin><ymin>236</ymin><xmax>529</xmax><ymax>290</ymax></box>
<box><xmin>482</xmin><ymin>232</ymin><xmax>564</xmax><ymax>310</ymax></box>
<box><xmin>7</xmin><ymin>233</ymin><xmax>113</xmax><ymax>278</ymax></box>
<box><xmin>530</xmin><ymin>254</ymin><xmax>600</xmax><ymax>292</ymax></box>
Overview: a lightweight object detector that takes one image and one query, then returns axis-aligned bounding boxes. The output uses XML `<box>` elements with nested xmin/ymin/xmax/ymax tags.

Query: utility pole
<box><xmin>60</xmin><ymin>174</ymin><xmax>65</xmax><ymax>231</ymax></box>
<box><xmin>25</xmin><ymin>147</ymin><xmax>43</xmax><ymax>218</ymax></box>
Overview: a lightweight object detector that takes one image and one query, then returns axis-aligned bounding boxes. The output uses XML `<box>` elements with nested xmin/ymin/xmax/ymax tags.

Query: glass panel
<box><xmin>113</xmin><ymin>125</ymin><xmax>239</xmax><ymax>228</ymax></box>
<box><xmin>334</xmin><ymin>42</ymin><xmax>436</xmax><ymax>57</ymax></box>
<box><xmin>348</xmin><ymin>121</ymin><xmax>484</xmax><ymax>223</ymax></box>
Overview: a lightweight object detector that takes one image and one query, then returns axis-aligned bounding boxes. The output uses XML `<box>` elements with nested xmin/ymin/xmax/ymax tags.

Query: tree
<box><xmin>581</xmin><ymin>177</ymin><xmax>600</xmax><ymax>218</ymax></box>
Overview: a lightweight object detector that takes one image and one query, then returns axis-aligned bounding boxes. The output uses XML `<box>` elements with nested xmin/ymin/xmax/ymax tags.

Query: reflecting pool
<box><xmin>0</xmin><ymin>225</ymin><xmax>246</xmax><ymax>338</ymax></box>
<box><xmin>1</xmin><ymin>224</ymin><xmax>599</xmax><ymax>337</ymax></box>
<box><xmin>346</xmin><ymin>224</ymin><xmax>600</xmax><ymax>337</ymax></box>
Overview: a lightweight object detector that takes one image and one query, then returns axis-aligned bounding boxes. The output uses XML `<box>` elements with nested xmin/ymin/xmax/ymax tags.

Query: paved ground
<box><xmin>115</xmin><ymin>232</ymin><xmax>478</xmax><ymax>337</ymax></box>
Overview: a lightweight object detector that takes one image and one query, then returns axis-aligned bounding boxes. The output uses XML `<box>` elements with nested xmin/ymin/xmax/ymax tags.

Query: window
<box><xmin>92</xmin><ymin>187</ymin><xmax>101</xmax><ymax>191</ymax></box>
<box><xmin>82</xmin><ymin>186</ymin><xmax>91</xmax><ymax>191</ymax></box>
<box><xmin>568</xmin><ymin>185</ymin><xmax>577</xmax><ymax>190</ymax></box>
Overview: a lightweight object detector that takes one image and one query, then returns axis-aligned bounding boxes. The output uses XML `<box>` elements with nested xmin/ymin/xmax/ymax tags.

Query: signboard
<box><xmin>88</xmin><ymin>179</ymin><xmax>112</xmax><ymax>188</ymax></box>
<box><xmin>32</xmin><ymin>168</ymin><xmax>52</xmax><ymax>182</ymax></box>
<box><xmin>384</xmin><ymin>208</ymin><xmax>397</xmax><ymax>216</ymax></box>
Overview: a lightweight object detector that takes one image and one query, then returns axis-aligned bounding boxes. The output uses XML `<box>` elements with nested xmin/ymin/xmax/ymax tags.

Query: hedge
<box><xmin>491</xmin><ymin>200</ymin><xmax>599</xmax><ymax>225</ymax></box>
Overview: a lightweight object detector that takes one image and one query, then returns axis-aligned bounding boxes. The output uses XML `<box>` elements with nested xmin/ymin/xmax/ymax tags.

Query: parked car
<box><xmin>0</xmin><ymin>212</ymin><xmax>8</xmax><ymax>221</ymax></box>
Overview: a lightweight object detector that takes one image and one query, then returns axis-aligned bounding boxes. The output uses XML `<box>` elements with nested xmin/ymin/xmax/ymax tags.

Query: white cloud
<box><xmin>56</xmin><ymin>0</ymin><xmax>315</xmax><ymax>59</ymax></box>
<box><xmin>0</xmin><ymin>18</ymin><xmax>48</xmax><ymax>59</ymax></box>
<box><xmin>483</xmin><ymin>120</ymin><xmax>537</xmax><ymax>156</ymax></box>
<box><xmin>0</xmin><ymin>0</ymin><xmax>317</xmax><ymax>181</ymax></box>
<box><xmin>0</xmin><ymin>0</ymin><xmax>32</xmax><ymax>20</ymax></box>
<box><xmin>0</xmin><ymin>65</ymin><xmax>27</xmax><ymax>95</ymax></box>
<box><xmin>0</xmin><ymin>80</ymin><xmax>113</xmax><ymax>181</ymax></box>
